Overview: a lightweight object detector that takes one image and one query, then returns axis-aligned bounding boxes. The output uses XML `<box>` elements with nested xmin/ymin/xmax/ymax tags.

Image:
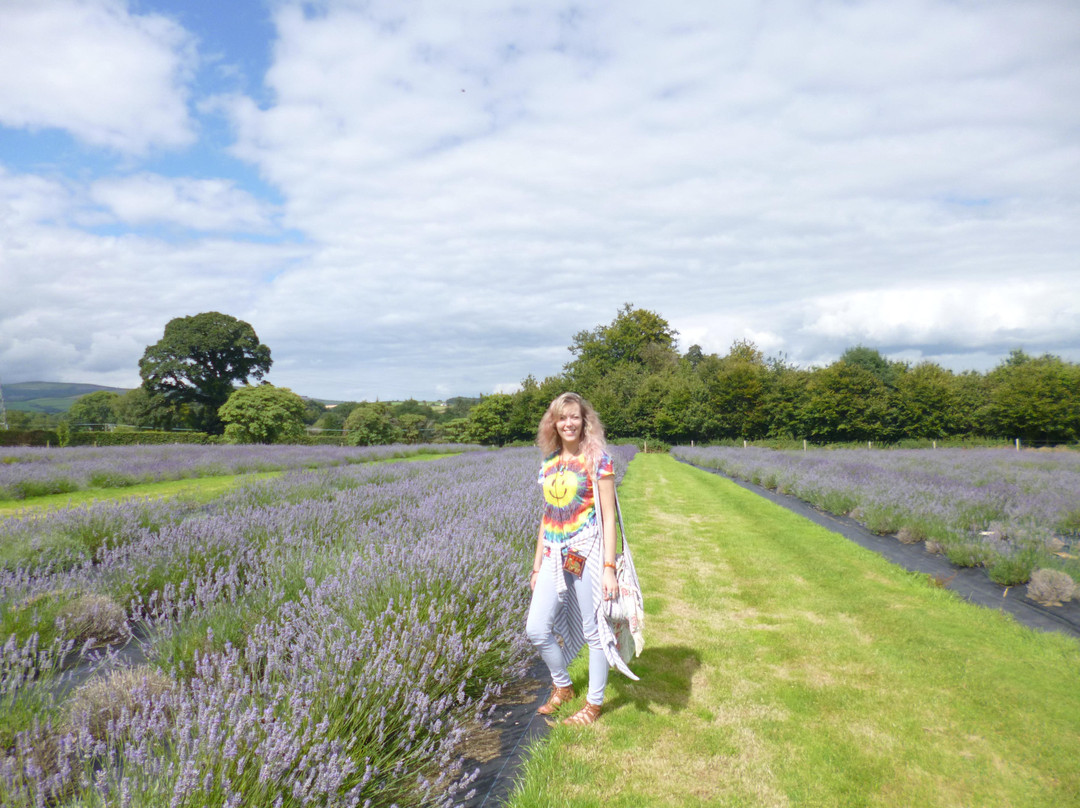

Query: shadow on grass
<box><xmin>604</xmin><ymin>644</ymin><xmax>702</xmax><ymax>715</ymax></box>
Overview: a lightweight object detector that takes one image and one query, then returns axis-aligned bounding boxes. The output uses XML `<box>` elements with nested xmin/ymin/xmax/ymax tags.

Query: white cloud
<box><xmin>0</xmin><ymin>168</ymin><xmax>76</xmax><ymax>229</ymax></box>
<box><xmin>2</xmin><ymin>0</ymin><xmax>1080</xmax><ymax>397</ymax></box>
<box><xmin>0</xmin><ymin>0</ymin><xmax>196</xmax><ymax>153</ymax></box>
<box><xmin>91</xmin><ymin>174</ymin><xmax>274</xmax><ymax>232</ymax></box>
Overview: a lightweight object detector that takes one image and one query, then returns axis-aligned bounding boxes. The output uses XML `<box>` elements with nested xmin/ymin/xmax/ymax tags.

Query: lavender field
<box><xmin>1</xmin><ymin>445</ymin><xmax>635</xmax><ymax>806</ymax></box>
<box><xmin>672</xmin><ymin>446</ymin><xmax>1080</xmax><ymax>589</ymax></box>
<box><xmin>0</xmin><ymin>443</ymin><xmax>478</xmax><ymax>501</ymax></box>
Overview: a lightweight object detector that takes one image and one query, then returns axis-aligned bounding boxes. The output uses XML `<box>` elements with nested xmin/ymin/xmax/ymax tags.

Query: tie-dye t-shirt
<box><xmin>538</xmin><ymin>451</ymin><xmax>614</xmax><ymax>543</ymax></box>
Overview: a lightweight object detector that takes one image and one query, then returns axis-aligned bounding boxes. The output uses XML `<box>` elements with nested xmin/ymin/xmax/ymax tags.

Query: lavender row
<box><xmin>672</xmin><ymin>446</ymin><xmax>1080</xmax><ymax>583</ymax></box>
<box><xmin>0</xmin><ymin>443</ymin><xmax>481</xmax><ymax>501</ymax></box>
<box><xmin>1</xmin><ymin>445</ymin><xmax>636</xmax><ymax>806</ymax></box>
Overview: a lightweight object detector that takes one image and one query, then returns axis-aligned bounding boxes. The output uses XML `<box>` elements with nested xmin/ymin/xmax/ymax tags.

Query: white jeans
<box><xmin>525</xmin><ymin>548</ymin><xmax>609</xmax><ymax>706</ymax></box>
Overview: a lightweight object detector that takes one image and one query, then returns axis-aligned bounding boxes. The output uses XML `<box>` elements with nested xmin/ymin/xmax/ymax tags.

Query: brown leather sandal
<box><xmin>562</xmin><ymin>702</ymin><xmax>602</xmax><ymax>726</ymax></box>
<box><xmin>537</xmin><ymin>685</ymin><xmax>575</xmax><ymax>715</ymax></box>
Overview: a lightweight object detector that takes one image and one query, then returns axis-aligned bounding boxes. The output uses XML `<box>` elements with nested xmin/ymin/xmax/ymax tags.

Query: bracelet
<box><xmin>604</xmin><ymin>562</ymin><xmax>616</xmax><ymax>570</ymax></box>
<box><xmin>531</xmin><ymin>568</ymin><xmax>540</xmax><ymax>575</ymax></box>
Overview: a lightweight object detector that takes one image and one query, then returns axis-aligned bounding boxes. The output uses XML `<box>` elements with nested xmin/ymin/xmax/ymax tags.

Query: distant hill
<box><xmin>1</xmin><ymin>382</ymin><xmax>133</xmax><ymax>414</ymax></box>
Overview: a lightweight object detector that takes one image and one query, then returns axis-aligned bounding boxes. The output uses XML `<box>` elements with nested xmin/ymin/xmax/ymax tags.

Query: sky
<box><xmin>1</xmin><ymin>0</ymin><xmax>1078</xmax><ymax>402</ymax></box>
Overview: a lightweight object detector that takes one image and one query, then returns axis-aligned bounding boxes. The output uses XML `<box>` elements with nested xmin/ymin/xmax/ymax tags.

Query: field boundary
<box><xmin>680</xmin><ymin>458</ymin><xmax>1080</xmax><ymax>639</ymax></box>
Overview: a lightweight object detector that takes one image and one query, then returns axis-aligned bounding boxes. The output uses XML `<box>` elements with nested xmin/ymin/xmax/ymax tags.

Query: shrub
<box><xmin>1</xmin><ymin>591</ymin><xmax>128</xmax><ymax>648</ymax></box>
<box><xmin>88</xmin><ymin>469</ymin><xmax>139</xmax><ymax>488</ymax></box>
<box><xmin>0</xmin><ymin>430</ymin><xmax>60</xmax><ymax>447</ymax></box>
<box><xmin>68</xmin><ymin>431</ymin><xmax>213</xmax><ymax>446</ymax></box>
<box><xmin>1057</xmin><ymin>509</ymin><xmax>1080</xmax><ymax>537</ymax></box>
<box><xmin>1026</xmin><ymin>569</ymin><xmax>1078</xmax><ymax>607</ymax></box>
<box><xmin>59</xmin><ymin>594</ymin><xmax>130</xmax><ymax>646</ymax></box>
<box><xmin>862</xmin><ymin>506</ymin><xmax>901</xmax><ymax>535</ymax></box>
<box><xmin>65</xmin><ymin>665</ymin><xmax>175</xmax><ymax>740</ymax></box>
<box><xmin>945</xmin><ymin>543</ymin><xmax>996</xmax><ymax>568</ymax></box>
<box><xmin>11</xmin><ymin>477</ymin><xmax>80</xmax><ymax>499</ymax></box>
<box><xmin>988</xmin><ymin>554</ymin><xmax>1035</xmax><ymax>586</ymax></box>
<box><xmin>1</xmin><ymin>591</ymin><xmax>79</xmax><ymax>646</ymax></box>
<box><xmin>897</xmin><ymin>525</ymin><xmax>927</xmax><ymax>544</ymax></box>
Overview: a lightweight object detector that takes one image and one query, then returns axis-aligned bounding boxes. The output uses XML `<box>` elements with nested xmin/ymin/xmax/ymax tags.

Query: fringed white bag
<box><xmin>600</xmin><ymin>487</ymin><xmax>644</xmax><ymax>663</ymax></box>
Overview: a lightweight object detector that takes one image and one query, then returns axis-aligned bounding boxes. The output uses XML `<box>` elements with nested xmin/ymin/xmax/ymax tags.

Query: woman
<box><xmin>526</xmin><ymin>392</ymin><xmax>634</xmax><ymax>726</ymax></box>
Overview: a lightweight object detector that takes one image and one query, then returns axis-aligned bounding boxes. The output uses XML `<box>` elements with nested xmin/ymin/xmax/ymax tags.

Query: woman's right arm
<box><xmin>530</xmin><ymin>524</ymin><xmax>544</xmax><ymax>591</ymax></box>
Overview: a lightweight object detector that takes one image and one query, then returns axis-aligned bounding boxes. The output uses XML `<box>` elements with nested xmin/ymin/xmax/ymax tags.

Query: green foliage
<box><xmin>988</xmin><ymin>551</ymin><xmax>1037</xmax><ymax>586</ymax></box>
<box><xmin>979</xmin><ymin>352</ymin><xmax>1080</xmax><ymax>444</ymax></box>
<box><xmin>114</xmin><ymin>386</ymin><xmax>186</xmax><ymax>431</ymax></box>
<box><xmin>219</xmin><ymin>384</ymin><xmax>308</xmax><ymax>444</ymax></box>
<box><xmin>466</xmin><ymin>394</ymin><xmax>515</xmax><ymax>445</ymax></box>
<box><xmin>67</xmin><ymin>390</ymin><xmax>121</xmax><ymax>430</ymax></box>
<box><xmin>0</xmin><ymin>430</ymin><xmax>60</xmax><ymax>447</ymax></box>
<box><xmin>344</xmin><ymin>402</ymin><xmax>402</xmax><ymax>446</ymax></box>
<box><xmin>797</xmin><ymin>362</ymin><xmax>892</xmax><ymax>442</ymax></box>
<box><xmin>55</xmin><ymin>420</ymin><xmax>71</xmax><ymax>447</ymax></box>
<box><xmin>443</xmin><ymin>396</ymin><xmax>481</xmax><ymax>420</ymax></box>
<box><xmin>566</xmin><ymin>303</ymin><xmax>679</xmax><ymax>389</ymax></box>
<box><xmin>67</xmin><ymin>431</ymin><xmax>212</xmax><ymax>446</ymax></box>
<box><xmin>839</xmin><ymin>345</ymin><xmax>906</xmax><ymax>387</ymax></box>
<box><xmin>139</xmin><ymin>311</ymin><xmax>272</xmax><ymax>434</ymax></box>
<box><xmin>453</xmin><ymin>303</ymin><xmax>1080</xmax><ymax>446</ymax></box>
<box><xmin>892</xmin><ymin>362</ymin><xmax>966</xmax><ymax>439</ymax></box>
<box><xmin>395</xmin><ymin>413</ymin><xmax>430</xmax><ymax>443</ymax></box>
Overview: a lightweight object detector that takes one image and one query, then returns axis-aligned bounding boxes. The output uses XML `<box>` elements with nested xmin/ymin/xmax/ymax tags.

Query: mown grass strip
<box><xmin>506</xmin><ymin>454</ymin><xmax>1080</xmax><ymax>808</ymax></box>
<box><xmin>0</xmin><ymin>451</ymin><xmax>460</xmax><ymax>516</ymax></box>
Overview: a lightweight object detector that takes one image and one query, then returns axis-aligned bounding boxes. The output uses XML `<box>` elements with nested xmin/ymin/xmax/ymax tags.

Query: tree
<box><xmin>892</xmin><ymin>362</ymin><xmax>963</xmax><ymax>439</ymax></box>
<box><xmin>443</xmin><ymin>396</ymin><xmax>481</xmax><ymax>420</ymax></box>
<box><xmin>507</xmin><ymin>376</ymin><xmax>548</xmax><ymax>442</ymax></box>
<box><xmin>67</xmin><ymin>391</ymin><xmax>121</xmax><ymax>430</ymax></box>
<box><xmin>394</xmin><ymin>399</ymin><xmax>436</xmax><ymax>419</ymax></box>
<box><xmin>566</xmin><ymin>303</ymin><xmax>679</xmax><ymax>389</ymax></box>
<box><xmin>219</xmin><ymin>384</ymin><xmax>307</xmax><ymax>444</ymax></box>
<box><xmin>115</xmin><ymin>387</ymin><xmax>185</xmax><ymax>431</ymax></box>
<box><xmin>397</xmin><ymin>413</ymin><xmax>431</xmax><ymax>443</ymax></box>
<box><xmin>797</xmin><ymin>362</ymin><xmax>891</xmax><ymax>442</ymax></box>
<box><xmin>139</xmin><ymin>312</ymin><xmax>272</xmax><ymax>434</ymax></box>
<box><xmin>344</xmin><ymin>402</ymin><xmax>401</xmax><ymax>446</ymax></box>
<box><xmin>839</xmin><ymin>345</ymin><xmax>905</xmax><ymax>387</ymax></box>
<box><xmin>301</xmin><ymin>398</ymin><xmax>326</xmax><ymax>426</ymax></box>
<box><xmin>466</xmin><ymin>394</ymin><xmax>515</xmax><ymax>445</ymax></box>
<box><xmin>697</xmin><ymin>341</ymin><xmax>769</xmax><ymax>440</ymax></box>
<box><xmin>980</xmin><ymin>353</ymin><xmax>1080</xmax><ymax>443</ymax></box>
<box><xmin>684</xmin><ymin>344</ymin><xmax>705</xmax><ymax>369</ymax></box>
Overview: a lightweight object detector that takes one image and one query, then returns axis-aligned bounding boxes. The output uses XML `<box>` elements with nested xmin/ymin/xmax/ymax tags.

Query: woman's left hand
<box><xmin>602</xmin><ymin>567</ymin><xmax>618</xmax><ymax>600</ymax></box>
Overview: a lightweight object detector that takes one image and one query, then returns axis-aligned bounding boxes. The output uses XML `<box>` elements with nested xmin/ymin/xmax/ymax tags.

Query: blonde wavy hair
<box><xmin>537</xmin><ymin>392</ymin><xmax>607</xmax><ymax>472</ymax></box>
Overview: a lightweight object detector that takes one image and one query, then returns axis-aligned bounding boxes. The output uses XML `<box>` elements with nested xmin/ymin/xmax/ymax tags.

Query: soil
<box><xmin>460</xmin><ymin>660</ymin><xmax>552</xmax><ymax>808</ymax></box>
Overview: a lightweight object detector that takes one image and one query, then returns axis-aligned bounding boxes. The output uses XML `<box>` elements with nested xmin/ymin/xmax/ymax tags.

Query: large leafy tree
<box><xmin>466</xmin><ymin>394</ymin><xmax>515</xmax><ymax>445</ymax></box>
<box><xmin>115</xmin><ymin>387</ymin><xmax>185</xmax><ymax>432</ymax></box>
<box><xmin>67</xmin><ymin>391</ymin><xmax>121</xmax><ymax>430</ymax></box>
<box><xmin>566</xmin><ymin>303</ymin><xmax>679</xmax><ymax>390</ymax></box>
<box><xmin>139</xmin><ymin>312</ymin><xmax>272</xmax><ymax>434</ymax></box>
<box><xmin>797</xmin><ymin>361</ymin><xmax>892</xmax><ymax>442</ymax></box>
<box><xmin>892</xmin><ymin>362</ymin><xmax>964</xmax><ymax>439</ymax></box>
<box><xmin>979</xmin><ymin>351</ymin><xmax>1080</xmax><ymax>443</ymax></box>
<box><xmin>344</xmin><ymin>402</ymin><xmax>402</xmax><ymax>446</ymax></box>
<box><xmin>219</xmin><ymin>384</ymin><xmax>307</xmax><ymax>444</ymax></box>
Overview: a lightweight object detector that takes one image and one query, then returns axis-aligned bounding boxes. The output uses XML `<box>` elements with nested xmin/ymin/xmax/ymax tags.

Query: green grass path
<box><xmin>506</xmin><ymin>454</ymin><xmax>1080</xmax><ymax>808</ymax></box>
<box><xmin>0</xmin><ymin>451</ymin><xmax>460</xmax><ymax>516</ymax></box>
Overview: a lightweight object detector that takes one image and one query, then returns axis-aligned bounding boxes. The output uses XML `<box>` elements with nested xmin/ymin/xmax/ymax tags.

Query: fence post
<box><xmin>932</xmin><ymin>440</ymin><xmax>936</xmax><ymax>449</ymax></box>
<box><xmin>803</xmin><ymin>439</ymin><xmax>807</xmax><ymax>451</ymax></box>
<box><xmin>868</xmin><ymin>441</ymin><xmax>872</xmax><ymax>450</ymax></box>
<box><xmin>1015</xmin><ymin>438</ymin><xmax>1021</xmax><ymax>451</ymax></box>
<box><xmin>743</xmin><ymin>440</ymin><xmax>747</xmax><ymax>448</ymax></box>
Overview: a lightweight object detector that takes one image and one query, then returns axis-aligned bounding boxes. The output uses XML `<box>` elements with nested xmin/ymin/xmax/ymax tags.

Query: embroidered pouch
<box><xmin>562</xmin><ymin>548</ymin><xmax>586</xmax><ymax>577</ymax></box>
